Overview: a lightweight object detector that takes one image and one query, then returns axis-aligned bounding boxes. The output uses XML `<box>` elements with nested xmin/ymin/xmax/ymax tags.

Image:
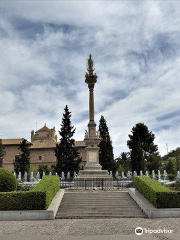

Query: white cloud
<box><xmin>0</xmin><ymin>1</ymin><xmax>180</xmax><ymax>157</ymax></box>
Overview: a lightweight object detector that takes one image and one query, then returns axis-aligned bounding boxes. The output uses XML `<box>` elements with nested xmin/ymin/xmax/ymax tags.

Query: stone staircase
<box><xmin>56</xmin><ymin>190</ymin><xmax>146</xmax><ymax>219</ymax></box>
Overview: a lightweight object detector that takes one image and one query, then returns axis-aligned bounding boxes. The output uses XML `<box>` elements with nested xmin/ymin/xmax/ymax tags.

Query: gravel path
<box><xmin>0</xmin><ymin>218</ymin><xmax>180</xmax><ymax>239</ymax></box>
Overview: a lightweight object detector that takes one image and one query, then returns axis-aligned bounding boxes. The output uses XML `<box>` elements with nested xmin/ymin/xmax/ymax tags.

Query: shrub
<box><xmin>134</xmin><ymin>176</ymin><xmax>180</xmax><ymax>208</ymax></box>
<box><xmin>0</xmin><ymin>175</ymin><xmax>60</xmax><ymax>210</ymax></box>
<box><xmin>169</xmin><ymin>180</ymin><xmax>180</xmax><ymax>191</ymax></box>
<box><xmin>32</xmin><ymin>175</ymin><xmax>59</xmax><ymax>208</ymax></box>
<box><xmin>0</xmin><ymin>168</ymin><xmax>17</xmax><ymax>192</ymax></box>
<box><xmin>0</xmin><ymin>192</ymin><xmax>46</xmax><ymax>210</ymax></box>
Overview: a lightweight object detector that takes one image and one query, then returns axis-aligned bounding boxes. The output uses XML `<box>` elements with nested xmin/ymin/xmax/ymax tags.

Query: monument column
<box><xmin>77</xmin><ymin>54</ymin><xmax>111</xmax><ymax>180</ymax></box>
<box><xmin>85</xmin><ymin>54</ymin><xmax>97</xmax><ymax>138</ymax></box>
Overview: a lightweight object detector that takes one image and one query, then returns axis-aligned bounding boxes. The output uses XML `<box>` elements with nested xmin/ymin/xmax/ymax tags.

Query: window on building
<box><xmin>38</xmin><ymin>156</ymin><xmax>42</xmax><ymax>161</ymax></box>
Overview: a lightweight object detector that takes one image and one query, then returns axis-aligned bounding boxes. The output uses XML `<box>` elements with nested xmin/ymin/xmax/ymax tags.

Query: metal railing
<box><xmin>60</xmin><ymin>178</ymin><xmax>133</xmax><ymax>190</ymax></box>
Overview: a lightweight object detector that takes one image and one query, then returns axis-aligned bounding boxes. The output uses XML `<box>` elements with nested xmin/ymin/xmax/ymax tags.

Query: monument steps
<box><xmin>61</xmin><ymin>201</ymin><xmax>135</xmax><ymax>204</ymax></box>
<box><xmin>60</xmin><ymin>201</ymin><xmax>138</xmax><ymax>205</ymax></box>
<box><xmin>59</xmin><ymin>205</ymin><xmax>138</xmax><ymax>208</ymax></box>
<box><xmin>57</xmin><ymin>209</ymin><xmax>144</xmax><ymax>214</ymax></box>
<box><xmin>56</xmin><ymin>215</ymin><xmax>145</xmax><ymax>219</ymax></box>
<box><xmin>56</xmin><ymin>191</ymin><xmax>146</xmax><ymax>219</ymax></box>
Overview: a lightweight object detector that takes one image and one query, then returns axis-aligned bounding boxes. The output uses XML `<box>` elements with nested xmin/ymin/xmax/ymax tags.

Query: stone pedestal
<box><xmin>76</xmin><ymin>131</ymin><xmax>112</xmax><ymax>188</ymax></box>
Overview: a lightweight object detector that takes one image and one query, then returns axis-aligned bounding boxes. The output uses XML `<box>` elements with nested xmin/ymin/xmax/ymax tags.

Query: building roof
<box><xmin>36</xmin><ymin>124</ymin><xmax>51</xmax><ymax>133</ymax></box>
<box><xmin>2</xmin><ymin>138</ymin><xmax>31</xmax><ymax>146</ymax></box>
<box><xmin>30</xmin><ymin>141</ymin><xmax>86</xmax><ymax>149</ymax></box>
<box><xmin>2</xmin><ymin>138</ymin><xmax>86</xmax><ymax>148</ymax></box>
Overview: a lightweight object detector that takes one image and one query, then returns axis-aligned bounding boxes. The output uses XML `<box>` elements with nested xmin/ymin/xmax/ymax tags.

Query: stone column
<box><xmin>89</xmin><ymin>88</ymin><xmax>94</xmax><ymax>122</ymax></box>
<box><xmin>76</xmin><ymin>54</ymin><xmax>111</xmax><ymax>184</ymax></box>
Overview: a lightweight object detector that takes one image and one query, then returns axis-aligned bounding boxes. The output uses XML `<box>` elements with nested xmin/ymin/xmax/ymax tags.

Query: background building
<box><xmin>2</xmin><ymin>124</ymin><xmax>86</xmax><ymax>171</ymax></box>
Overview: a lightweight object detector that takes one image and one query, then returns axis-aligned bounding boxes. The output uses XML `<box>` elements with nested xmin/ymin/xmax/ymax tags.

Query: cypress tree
<box><xmin>14</xmin><ymin>139</ymin><xmax>30</xmax><ymax>177</ymax></box>
<box><xmin>0</xmin><ymin>138</ymin><xmax>5</xmax><ymax>168</ymax></box>
<box><xmin>98</xmin><ymin>115</ymin><xmax>116</xmax><ymax>173</ymax></box>
<box><xmin>55</xmin><ymin>105</ymin><xmax>81</xmax><ymax>178</ymax></box>
<box><xmin>127</xmin><ymin>123</ymin><xmax>159</xmax><ymax>174</ymax></box>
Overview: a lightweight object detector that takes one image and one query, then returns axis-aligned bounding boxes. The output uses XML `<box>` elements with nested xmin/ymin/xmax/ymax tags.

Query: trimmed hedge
<box><xmin>32</xmin><ymin>175</ymin><xmax>60</xmax><ymax>208</ymax></box>
<box><xmin>0</xmin><ymin>175</ymin><xmax>59</xmax><ymax>210</ymax></box>
<box><xmin>134</xmin><ymin>176</ymin><xmax>180</xmax><ymax>208</ymax></box>
<box><xmin>0</xmin><ymin>191</ymin><xmax>46</xmax><ymax>210</ymax></box>
<box><xmin>0</xmin><ymin>168</ymin><xmax>17</xmax><ymax>192</ymax></box>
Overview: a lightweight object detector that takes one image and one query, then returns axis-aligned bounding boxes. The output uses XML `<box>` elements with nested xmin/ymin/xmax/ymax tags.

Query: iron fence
<box><xmin>60</xmin><ymin>178</ymin><xmax>134</xmax><ymax>190</ymax></box>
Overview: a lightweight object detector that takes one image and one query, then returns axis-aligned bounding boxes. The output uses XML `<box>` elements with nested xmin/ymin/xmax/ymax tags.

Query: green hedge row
<box><xmin>0</xmin><ymin>176</ymin><xmax>60</xmax><ymax>210</ymax></box>
<box><xmin>0</xmin><ymin>192</ymin><xmax>46</xmax><ymax>210</ymax></box>
<box><xmin>134</xmin><ymin>176</ymin><xmax>180</xmax><ymax>208</ymax></box>
<box><xmin>32</xmin><ymin>176</ymin><xmax>60</xmax><ymax>208</ymax></box>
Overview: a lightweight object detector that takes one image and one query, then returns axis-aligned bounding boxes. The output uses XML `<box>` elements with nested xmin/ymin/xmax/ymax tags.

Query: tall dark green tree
<box><xmin>127</xmin><ymin>123</ymin><xmax>159</xmax><ymax>174</ymax></box>
<box><xmin>14</xmin><ymin>139</ymin><xmax>30</xmax><ymax>177</ymax></box>
<box><xmin>98</xmin><ymin>115</ymin><xmax>116</xmax><ymax>173</ymax></box>
<box><xmin>55</xmin><ymin>105</ymin><xmax>81</xmax><ymax>178</ymax></box>
<box><xmin>0</xmin><ymin>138</ymin><xmax>5</xmax><ymax>168</ymax></box>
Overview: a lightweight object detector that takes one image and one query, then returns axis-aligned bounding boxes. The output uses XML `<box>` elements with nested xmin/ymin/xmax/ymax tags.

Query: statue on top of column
<box><xmin>85</xmin><ymin>54</ymin><xmax>98</xmax><ymax>87</ymax></box>
<box><xmin>87</xmin><ymin>54</ymin><xmax>94</xmax><ymax>76</ymax></box>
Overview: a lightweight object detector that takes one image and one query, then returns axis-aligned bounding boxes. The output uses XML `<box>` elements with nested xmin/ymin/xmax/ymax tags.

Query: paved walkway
<box><xmin>0</xmin><ymin>218</ymin><xmax>180</xmax><ymax>240</ymax></box>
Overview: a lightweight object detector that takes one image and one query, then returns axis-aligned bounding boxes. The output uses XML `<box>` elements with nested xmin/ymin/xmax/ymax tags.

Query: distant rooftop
<box><xmin>35</xmin><ymin>123</ymin><xmax>52</xmax><ymax>133</ymax></box>
<box><xmin>2</xmin><ymin>138</ymin><xmax>31</xmax><ymax>145</ymax></box>
<box><xmin>2</xmin><ymin>138</ymin><xmax>86</xmax><ymax>148</ymax></box>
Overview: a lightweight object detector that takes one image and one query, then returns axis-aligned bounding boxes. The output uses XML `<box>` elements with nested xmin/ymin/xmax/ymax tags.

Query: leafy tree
<box><xmin>98</xmin><ymin>115</ymin><xmax>116</xmax><ymax>173</ymax></box>
<box><xmin>51</xmin><ymin>164</ymin><xmax>56</xmax><ymax>175</ymax></box>
<box><xmin>38</xmin><ymin>164</ymin><xmax>50</xmax><ymax>178</ymax></box>
<box><xmin>163</xmin><ymin>159</ymin><xmax>177</xmax><ymax>174</ymax></box>
<box><xmin>29</xmin><ymin>164</ymin><xmax>38</xmax><ymax>175</ymax></box>
<box><xmin>14</xmin><ymin>139</ymin><xmax>30</xmax><ymax>178</ymax></box>
<box><xmin>116</xmin><ymin>152</ymin><xmax>131</xmax><ymax>173</ymax></box>
<box><xmin>55</xmin><ymin>105</ymin><xmax>81</xmax><ymax>178</ymax></box>
<box><xmin>176</xmin><ymin>155</ymin><xmax>180</xmax><ymax>171</ymax></box>
<box><xmin>127</xmin><ymin>123</ymin><xmax>159</xmax><ymax>174</ymax></box>
<box><xmin>146</xmin><ymin>154</ymin><xmax>161</xmax><ymax>173</ymax></box>
<box><xmin>162</xmin><ymin>147</ymin><xmax>180</xmax><ymax>171</ymax></box>
<box><xmin>162</xmin><ymin>147</ymin><xmax>180</xmax><ymax>161</ymax></box>
<box><xmin>0</xmin><ymin>138</ymin><xmax>5</xmax><ymax>168</ymax></box>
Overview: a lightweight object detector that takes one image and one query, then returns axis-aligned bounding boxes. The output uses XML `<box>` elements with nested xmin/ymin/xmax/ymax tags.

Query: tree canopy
<box><xmin>162</xmin><ymin>147</ymin><xmax>180</xmax><ymax>161</ymax></box>
<box><xmin>116</xmin><ymin>152</ymin><xmax>131</xmax><ymax>173</ymax></box>
<box><xmin>127</xmin><ymin>123</ymin><xmax>160</xmax><ymax>173</ymax></box>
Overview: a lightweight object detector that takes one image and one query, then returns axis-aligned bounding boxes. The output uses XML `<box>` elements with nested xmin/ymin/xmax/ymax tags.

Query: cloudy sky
<box><xmin>0</xmin><ymin>1</ymin><xmax>180</xmax><ymax>157</ymax></box>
